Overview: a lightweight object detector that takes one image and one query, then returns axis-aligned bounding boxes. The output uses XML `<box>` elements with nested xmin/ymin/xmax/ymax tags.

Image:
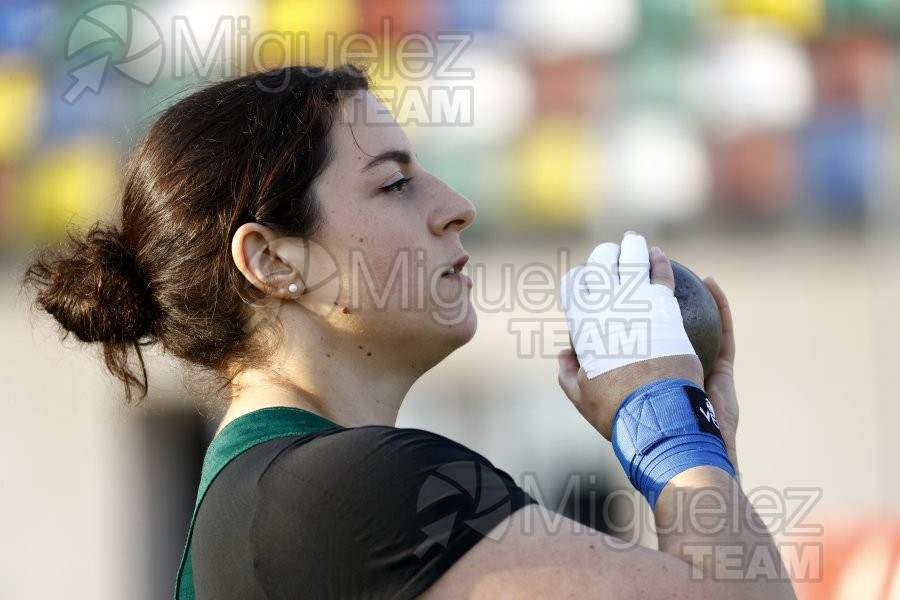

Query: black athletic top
<box><xmin>176</xmin><ymin>407</ymin><xmax>538</xmax><ymax>599</ymax></box>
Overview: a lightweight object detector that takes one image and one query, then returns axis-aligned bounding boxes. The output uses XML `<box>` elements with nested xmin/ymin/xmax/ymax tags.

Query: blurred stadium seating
<box><xmin>2</xmin><ymin>1</ymin><xmax>899</xmax><ymax>598</ymax></box>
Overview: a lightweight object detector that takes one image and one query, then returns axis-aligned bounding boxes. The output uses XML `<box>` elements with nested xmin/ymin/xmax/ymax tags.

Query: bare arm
<box><xmin>420</xmin><ymin>245</ymin><xmax>796</xmax><ymax>599</ymax></box>
<box><xmin>421</xmin><ymin>431</ymin><xmax>794</xmax><ymax>598</ymax></box>
<box><xmin>421</xmin><ymin>487</ymin><xmax>793</xmax><ymax>600</ymax></box>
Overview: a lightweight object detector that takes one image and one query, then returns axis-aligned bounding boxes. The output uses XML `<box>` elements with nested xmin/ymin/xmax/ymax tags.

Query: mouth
<box><xmin>442</xmin><ymin>254</ymin><xmax>470</xmax><ymax>277</ymax></box>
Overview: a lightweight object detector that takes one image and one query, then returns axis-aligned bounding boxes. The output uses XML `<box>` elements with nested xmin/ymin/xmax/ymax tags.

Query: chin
<box><xmin>445</xmin><ymin>322</ymin><xmax>477</xmax><ymax>355</ymax></box>
<box><xmin>411</xmin><ymin>305</ymin><xmax>477</xmax><ymax>367</ymax></box>
<box><xmin>418</xmin><ymin>314</ymin><xmax>477</xmax><ymax>375</ymax></box>
<box><xmin>436</xmin><ymin>302</ymin><xmax>478</xmax><ymax>343</ymax></box>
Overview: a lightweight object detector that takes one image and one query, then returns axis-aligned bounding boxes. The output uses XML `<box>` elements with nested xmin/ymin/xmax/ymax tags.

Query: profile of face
<box><xmin>234</xmin><ymin>90</ymin><xmax>478</xmax><ymax>371</ymax></box>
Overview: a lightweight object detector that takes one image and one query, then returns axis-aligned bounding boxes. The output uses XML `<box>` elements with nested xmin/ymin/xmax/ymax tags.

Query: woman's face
<box><xmin>294</xmin><ymin>90</ymin><xmax>478</xmax><ymax>357</ymax></box>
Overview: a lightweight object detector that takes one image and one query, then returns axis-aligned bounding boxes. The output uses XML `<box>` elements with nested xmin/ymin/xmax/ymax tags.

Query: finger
<box><xmin>703</xmin><ymin>276</ymin><xmax>736</xmax><ymax>362</ymax></box>
<box><xmin>558</xmin><ymin>266</ymin><xmax>579</xmax><ymax>313</ymax></box>
<box><xmin>619</xmin><ymin>231</ymin><xmax>650</xmax><ymax>285</ymax></box>
<box><xmin>649</xmin><ymin>246</ymin><xmax>675</xmax><ymax>292</ymax></box>
<box><xmin>557</xmin><ymin>348</ymin><xmax>583</xmax><ymax>405</ymax></box>
<box><xmin>586</xmin><ymin>242</ymin><xmax>620</xmax><ymax>288</ymax></box>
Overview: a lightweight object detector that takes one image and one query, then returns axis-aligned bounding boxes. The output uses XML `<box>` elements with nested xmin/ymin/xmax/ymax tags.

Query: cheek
<box><xmin>325</xmin><ymin>209</ymin><xmax>432</xmax><ymax>309</ymax></box>
<box><xmin>345</xmin><ymin>250</ymin><xmax>405</xmax><ymax>302</ymax></box>
<box><xmin>338</xmin><ymin>246</ymin><xmax>441</xmax><ymax>314</ymax></box>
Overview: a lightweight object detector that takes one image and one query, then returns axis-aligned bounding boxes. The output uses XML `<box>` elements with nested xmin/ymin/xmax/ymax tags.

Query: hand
<box><xmin>557</xmin><ymin>233</ymin><xmax>704</xmax><ymax>439</ymax></box>
<box><xmin>700</xmin><ymin>277</ymin><xmax>740</xmax><ymax>472</ymax></box>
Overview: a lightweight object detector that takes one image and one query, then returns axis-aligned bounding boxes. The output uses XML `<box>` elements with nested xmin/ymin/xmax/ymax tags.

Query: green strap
<box><xmin>174</xmin><ymin>407</ymin><xmax>344</xmax><ymax>599</ymax></box>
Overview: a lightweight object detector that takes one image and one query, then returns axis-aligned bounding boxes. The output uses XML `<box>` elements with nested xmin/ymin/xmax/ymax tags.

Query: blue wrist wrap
<box><xmin>611</xmin><ymin>378</ymin><xmax>736</xmax><ymax>510</ymax></box>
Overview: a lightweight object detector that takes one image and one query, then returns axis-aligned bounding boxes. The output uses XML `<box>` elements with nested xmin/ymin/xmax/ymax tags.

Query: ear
<box><xmin>231</xmin><ymin>223</ymin><xmax>306</xmax><ymax>298</ymax></box>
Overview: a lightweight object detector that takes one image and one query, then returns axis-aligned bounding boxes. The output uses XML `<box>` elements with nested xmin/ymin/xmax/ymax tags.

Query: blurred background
<box><xmin>1</xmin><ymin>0</ymin><xmax>899</xmax><ymax>598</ymax></box>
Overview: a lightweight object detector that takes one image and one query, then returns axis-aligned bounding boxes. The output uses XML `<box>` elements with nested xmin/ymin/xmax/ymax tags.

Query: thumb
<box><xmin>649</xmin><ymin>246</ymin><xmax>675</xmax><ymax>292</ymax></box>
<box><xmin>557</xmin><ymin>347</ymin><xmax>582</xmax><ymax>405</ymax></box>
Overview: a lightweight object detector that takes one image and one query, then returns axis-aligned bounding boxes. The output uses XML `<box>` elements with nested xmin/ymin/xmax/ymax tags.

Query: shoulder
<box><xmin>249</xmin><ymin>426</ymin><xmax>538</xmax><ymax>597</ymax></box>
<box><xmin>270</xmin><ymin>425</ymin><xmax>492</xmax><ymax>471</ymax></box>
<box><xmin>257</xmin><ymin>425</ymin><xmax>510</xmax><ymax>506</ymax></box>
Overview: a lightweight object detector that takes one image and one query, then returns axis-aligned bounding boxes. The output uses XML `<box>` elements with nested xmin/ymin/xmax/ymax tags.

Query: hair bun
<box><xmin>26</xmin><ymin>222</ymin><xmax>158</xmax><ymax>344</ymax></box>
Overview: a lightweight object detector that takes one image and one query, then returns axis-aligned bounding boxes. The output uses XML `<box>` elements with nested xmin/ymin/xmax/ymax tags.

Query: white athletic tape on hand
<box><xmin>559</xmin><ymin>232</ymin><xmax>697</xmax><ymax>380</ymax></box>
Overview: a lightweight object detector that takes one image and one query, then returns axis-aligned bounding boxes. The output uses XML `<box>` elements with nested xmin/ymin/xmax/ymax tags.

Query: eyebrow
<box><xmin>361</xmin><ymin>149</ymin><xmax>413</xmax><ymax>172</ymax></box>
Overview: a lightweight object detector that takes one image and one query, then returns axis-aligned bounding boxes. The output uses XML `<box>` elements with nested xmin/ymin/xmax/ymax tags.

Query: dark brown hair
<box><xmin>21</xmin><ymin>64</ymin><xmax>370</xmax><ymax>409</ymax></box>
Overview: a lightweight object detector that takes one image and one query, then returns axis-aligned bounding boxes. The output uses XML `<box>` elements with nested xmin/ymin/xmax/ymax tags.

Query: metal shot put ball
<box><xmin>671</xmin><ymin>260</ymin><xmax>722</xmax><ymax>378</ymax></box>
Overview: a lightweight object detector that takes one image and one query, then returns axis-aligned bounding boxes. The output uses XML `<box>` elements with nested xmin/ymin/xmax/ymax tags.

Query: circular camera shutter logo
<box><xmin>241</xmin><ymin>237</ymin><xmax>342</xmax><ymax>335</ymax></box>
<box><xmin>415</xmin><ymin>461</ymin><xmax>515</xmax><ymax>557</ymax></box>
<box><xmin>63</xmin><ymin>2</ymin><xmax>164</xmax><ymax>104</ymax></box>
<box><xmin>295</xmin><ymin>238</ymin><xmax>342</xmax><ymax>319</ymax></box>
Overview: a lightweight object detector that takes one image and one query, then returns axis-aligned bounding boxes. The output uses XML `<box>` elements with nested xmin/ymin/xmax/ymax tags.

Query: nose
<box><xmin>430</xmin><ymin>179</ymin><xmax>477</xmax><ymax>236</ymax></box>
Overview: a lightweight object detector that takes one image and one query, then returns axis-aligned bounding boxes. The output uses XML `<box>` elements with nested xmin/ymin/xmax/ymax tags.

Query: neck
<box><xmin>218</xmin><ymin>368</ymin><xmax>417</xmax><ymax>437</ymax></box>
<box><xmin>217</xmin><ymin>325</ymin><xmax>435</xmax><ymax>436</ymax></box>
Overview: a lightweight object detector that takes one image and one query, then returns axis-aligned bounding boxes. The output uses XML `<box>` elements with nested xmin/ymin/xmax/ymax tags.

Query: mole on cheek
<box><xmin>367</xmin><ymin>352</ymin><xmax>372</xmax><ymax>356</ymax></box>
<box><xmin>358</xmin><ymin>237</ymin><xmax>364</xmax><ymax>243</ymax></box>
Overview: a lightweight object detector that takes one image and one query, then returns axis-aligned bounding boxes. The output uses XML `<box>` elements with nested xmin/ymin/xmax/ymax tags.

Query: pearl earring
<box><xmin>288</xmin><ymin>283</ymin><xmax>298</xmax><ymax>294</ymax></box>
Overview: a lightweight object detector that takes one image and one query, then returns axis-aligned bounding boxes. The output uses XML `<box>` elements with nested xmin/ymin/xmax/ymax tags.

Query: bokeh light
<box><xmin>607</xmin><ymin>111</ymin><xmax>711</xmax><ymax>220</ymax></box>
<box><xmin>497</xmin><ymin>0</ymin><xmax>639</xmax><ymax>56</ymax></box>
<box><xmin>685</xmin><ymin>26</ymin><xmax>816</xmax><ymax>135</ymax></box>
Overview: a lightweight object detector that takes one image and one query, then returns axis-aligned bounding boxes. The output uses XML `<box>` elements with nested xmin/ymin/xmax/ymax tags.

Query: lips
<box><xmin>441</xmin><ymin>254</ymin><xmax>469</xmax><ymax>276</ymax></box>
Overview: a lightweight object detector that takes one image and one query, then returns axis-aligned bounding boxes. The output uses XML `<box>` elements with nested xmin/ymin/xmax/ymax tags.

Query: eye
<box><xmin>379</xmin><ymin>175</ymin><xmax>413</xmax><ymax>194</ymax></box>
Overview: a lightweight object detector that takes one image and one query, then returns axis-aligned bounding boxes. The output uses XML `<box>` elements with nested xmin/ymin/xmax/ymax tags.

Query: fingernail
<box><xmin>650</xmin><ymin>246</ymin><xmax>660</xmax><ymax>255</ymax></box>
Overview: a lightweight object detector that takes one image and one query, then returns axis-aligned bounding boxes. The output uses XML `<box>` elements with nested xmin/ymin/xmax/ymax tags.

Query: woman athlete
<box><xmin>22</xmin><ymin>65</ymin><xmax>795</xmax><ymax>599</ymax></box>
